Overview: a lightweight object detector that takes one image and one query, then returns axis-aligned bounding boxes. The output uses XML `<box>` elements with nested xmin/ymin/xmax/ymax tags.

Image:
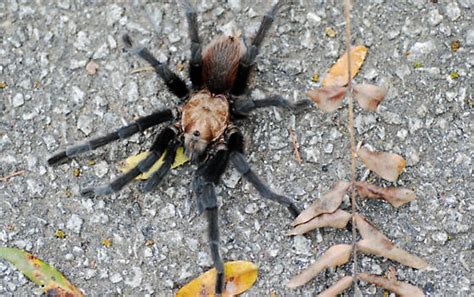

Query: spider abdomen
<box><xmin>202</xmin><ymin>35</ymin><xmax>245</xmax><ymax>94</ymax></box>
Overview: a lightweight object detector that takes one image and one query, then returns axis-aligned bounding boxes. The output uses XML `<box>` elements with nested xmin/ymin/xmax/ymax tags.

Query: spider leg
<box><xmin>192</xmin><ymin>144</ymin><xmax>229</xmax><ymax>294</ymax></box>
<box><xmin>123</xmin><ymin>34</ymin><xmax>189</xmax><ymax>99</ymax></box>
<box><xmin>47</xmin><ymin>109</ymin><xmax>176</xmax><ymax>165</ymax></box>
<box><xmin>181</xmin><ymin>0</ymin><xmax>203</xmax><ymax>89</ymax></box>
<box><xmin>232</xmin><ymin>94</ymin><xmax>312</xmax><ymax>117</ymax></box>
<box><xmin>231</xmin><ymin>1</ymin><xmax>281</xmax><ymax>95</ymax></box>
<box><xmin>226</xmin><ymin>127</ymin><xmax>300</xmax><ymax>217</ymax></box>
<box><xmin>143</xmin><ymin>140</ymin><xmax>179</xmax><ymax>192</ymax></box>
<box><xmin>81</xmin><ymin>126</ymin><xmax>178</xmax><ymax>197</ymax></box>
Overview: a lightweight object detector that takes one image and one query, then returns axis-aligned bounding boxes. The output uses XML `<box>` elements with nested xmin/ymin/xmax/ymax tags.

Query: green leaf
<box><xmin>0</xmin><ymin>247</ymin><xmax>84</xmax><ymax>296</ymax></box>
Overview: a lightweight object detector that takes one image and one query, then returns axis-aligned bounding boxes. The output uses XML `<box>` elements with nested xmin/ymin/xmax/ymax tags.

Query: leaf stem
<box><xmin>344</xmin><ymin>0</ymin><xmax>359</xmax><ymax>290</ymax></box>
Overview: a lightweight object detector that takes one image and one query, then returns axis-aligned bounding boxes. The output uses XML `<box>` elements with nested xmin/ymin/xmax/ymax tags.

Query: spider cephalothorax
<box><xmin>48</xmin><ymin>1</ymin><xmax>311</xmax><ymax>294</ymax></box>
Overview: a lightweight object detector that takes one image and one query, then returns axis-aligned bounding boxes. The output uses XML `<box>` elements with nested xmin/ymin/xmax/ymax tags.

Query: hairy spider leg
<box><xmin>143</xmin><ymin>139</ymin><xmax>179</xmax><ymax>192</ymax></box>
<box><xmin>232</xmin><ymin>94</ymin><xmax>313</xmax><ymax>117</ymax></box>
<box><xmin>182</xmin><ymin>0</ymin><xmax>203</xmax><ymax>89</ymax></box>
<box><xmin>231</xmin><ymin>1</ymin><xmax>281</xmax><ymax>95</ymax></box>
<box><xmin>123</xmin><ymin>34</ymin><xmax>190</xmax><ymax>99</ymax></box>
<box><xmin>80</xmin><ymin>126</ymin><xmax>178</xmax><ymax>197</ymax></box>
<box><xmin>193</xmin><ymin>144</ymin><xmax>229</xmax><ymax>294</ymax></box>
<box><xmin>227</xmin><ymin>129</ymin><xmax>301</xmax><ymax>218</ymax></box>
<box><xmin>47</xmin><ymin>109</ymin><xmax>176</xmax><ymax>165</ymax></box>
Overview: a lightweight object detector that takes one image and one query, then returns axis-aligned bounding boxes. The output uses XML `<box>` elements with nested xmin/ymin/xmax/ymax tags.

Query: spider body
<box><xmin>48</xmin><ymin>1</ymin><xmax>311</xmax><ymax>294</ymax></box>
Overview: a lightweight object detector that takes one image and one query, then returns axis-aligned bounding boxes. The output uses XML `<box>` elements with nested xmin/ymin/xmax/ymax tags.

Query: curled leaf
<box><xmin>292</xmin><ymin>181</ymin><xmax>350</xmax><ymax>226</ymax></box>
<box><xmin>357</xmin><ymin>147</ymin><xmax>406</xmax><ymax>182</ymax></box>
<box><xmin>176</xmin><ymin>261</ymin><xmax>257</xmax><ymax>297</ymax></box>
<box><xmin>323</xmin><ymin>45</ymin><xmax>368</xmax><ymax>87</ymax></box>
<box><xmin>119</xmin><ymin>147</ymin><xmax>189</xmax><ymax>180</ymax></box>
<box><xmin>358</xmin><ymin>273</ymin><xmax>425</xmax><ymax>297</ymax></box>
<box><xmin>318</xmin><ymin>276</ymin><xmax>354</xmax><ymax>297</ymax></box>
<box><xmin>288</xmin><ymin>210</ymin><xmax>351</xmax><ymax>236</ymax></box>
<box><xmin>356</xmin><ymin>182</ymin><xmax>416</xmax><ymax>208</ymax></box>
<box><xmin>353</xmin><ymin>84</ymin><xmax>387</xmax><ymax>111</ymax></box>
<box><xmin>0</xmin><ymin>247</ymin><xmax>84</xmax><ymax>296</ymax></box>
<box><xmin>287</xmin><ymin>244</ymin><xmax>352</xmax><ymax>288</ymax></box>
<box><xmin>307</xmin><ymin>86</ymin><xmax>347</xmax><ymax>112</ymax></box>
<box><xmin>355</xmin><ymin>215</ymin><xmax>428</xmax><ymax>269</ymax></box>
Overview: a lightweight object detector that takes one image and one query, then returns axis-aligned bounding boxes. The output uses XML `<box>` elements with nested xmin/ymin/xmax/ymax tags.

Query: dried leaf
<box><xmin>287</xmin><ymin>244</ymin><xmax>352</xmax><ymax>288</ymax></box>
<box><xmin>318</xmin><ymin>276</ymin><xmax>354</xmax><ymax>297</ymax></box>
<box><xmin>288</xmin><ymin>210</ymin><xmax>351</xmax><ymax>236</ymax></box>
<box><xmin>292</xmin><ymin>181</ymin><xmax>350</xmax><ymax>226</ymax></box>
<box><xmin>322</xmin><ymin>45</ymin><xmax>368</xmax><ymax>87</ymax></box>
<box><xmin>358</xmin><ymin>273</ymin><xmax>425</xmax><ymax>297</ymax></box>
<box><xmin>357</xmin><ymin>147</ymin><xmax>406</xmax><ymax>182</ymax></box>
<box><xmin>353</xmin><ymin>84</ymin><xmax>387</xmax><ymax>111</ymax></box>
<box><xmin>176</xmin><ymin>261</ymin><xmax>257</xmax><ymax>297</ymax></box>
<box><xmin>355</xmin><ymin>215</ymin><xmax>428</xmax><ymax>269</ymax></box>
<box><xmin>119</xmin><ymin>147</ymin><xmax>189</xmax><ymax>180</ymax></box>
<box><xmin>0</xmin><ymin>247</ymin><xmax>84</xmax><ymax>296</ymax></box>
<box><xmin>307</xmin><ymin>87</ymin><xmax>347</xmax><ymax>112</ymax></box>
<box><xmin>356</xmin><ymin>182</ymin><xmax>416</xmax><ymax>208</ymax></box>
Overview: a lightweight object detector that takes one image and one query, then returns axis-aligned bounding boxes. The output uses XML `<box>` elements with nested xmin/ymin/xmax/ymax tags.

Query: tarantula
<box><xmin>48</xmin><ymin>1</ymin><xmax>310</xmax><ymax>294</ymax></box>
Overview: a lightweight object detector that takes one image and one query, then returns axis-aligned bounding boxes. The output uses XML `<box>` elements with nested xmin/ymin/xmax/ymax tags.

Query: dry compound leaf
<box><xmin>119</xmin><ymin>147</ymin><xmax>189</xmax><ymax>180</ymax></box>
<box><xmin>322</xmin><ymin>45</ymin><xmax>368</xmax><ymax>87</ymax></box>
<box><xmin>307</xmin><ymin>86</ymin><xmax>347</xmax><ymax>112</ymax></box>
<box><xmin>357</xmin><ymin>147</ymin><xmax>406</xmax><ymax>182</ymax></box>
<box><xmin>292</xmin><ymin>181</ymin><xmax>350</xmax><ymax>226</ymax></box>
<box><xmin>358</xmin><ymin>273</ymin><xmax>425</xmax><ymax>297</ymax></box>
<box><xmin>355</xmin><ymin>214</ymin><xmax>428</xmax><ymax>269</ymax></box>
<box><xmin>0</xmin><ymin>247</ymin><xmax>84</xmax><ymax>296</ymax></box>
<box><xmin>176</xmin><ymin>261</ymin><xmax>257</xmax><ymax>297</ymax></box>
<box><xmin>287</xmin><ymin>244</ymin><xmax>352</xmax><ymax>288</ymax></box>
<box><xmin>318</xmin><ymin>276</ymin><xmax>354</xmax><ymax>297</ymax></box>
<box><xmin>356</xmin><ymin>182</ymin><xmax>416</xmax><ymax>208</ymax></box>
<box><xmin>353</xmin><ymin>84</ymin><xmax>387</xmax><ymax>111</ymax></box>
<box><xmin>288</xmin><ymin>209</ymin><xmax>351</xmax><ymax>236</ymax></box>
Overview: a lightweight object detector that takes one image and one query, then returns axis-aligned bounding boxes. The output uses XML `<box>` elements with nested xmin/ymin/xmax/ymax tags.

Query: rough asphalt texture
<box><xmin>0</xmin><ymin>0</ymin><xmax>472</xmax><ymax>296</ymax></box>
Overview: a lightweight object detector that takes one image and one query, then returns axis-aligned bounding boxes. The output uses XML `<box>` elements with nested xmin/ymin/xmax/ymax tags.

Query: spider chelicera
<box><xmin>48</xmin><ymin>1</ymin><xmax>311</xmax><ymax>294</ymax></box>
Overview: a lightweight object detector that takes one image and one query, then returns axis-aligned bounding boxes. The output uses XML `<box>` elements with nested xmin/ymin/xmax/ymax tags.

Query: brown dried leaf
<box><xmin>357</xmin><ymin>147</ymin><xmax>406</xmax><ymax>182</ymax></box>
<box><xmin>353</xmin><ymin>84</ymin><xmax>387</xmax><ymax>111</ymax></box>
<box><xmin>355</xmin><ymin>214</ymin><xmax>428</xmax><ymax>269</ymax></box>
<box><xmin>288</xmin><ymin>210</ymin><xmax>351</xmax><ymax>236</ymax></box>
<box><xmin>292</xmin><ymin>181</ymin><xmax>350</xmax><ymax>226</ymax></box>
<box><xmin>322</xmin><ymin>45</ymin><xmax>368</xmax><ymax>87</ymax></box>
<box><xmin>307</xmin><ymin>87</ymin><xmax>347</xmax><ymax>112</ymax></box>
<box><xmin>318</xmin><ymin>276</ymin><xmax>354</xmax><ymax>297</ymax></box>
<box><xmin>287</xmin><ymin>244</ymin><xmax>352</xmax><ymax>288</ymax></box>
<box><xmin>358</xmin><ymin>273</ymin><xmax>425</xmax><ymax>297</ymax></box>
<box><xmin>356</xmin><ymin>182</ymin><xmax>416</xmax><ymax>208</ymax></box>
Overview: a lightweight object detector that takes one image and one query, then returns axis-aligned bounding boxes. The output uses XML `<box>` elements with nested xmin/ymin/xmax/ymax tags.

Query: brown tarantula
<box><xmin>48</xmin><ymin>1</ymin><xmax>310</xmax><ymax>294</ymax></box>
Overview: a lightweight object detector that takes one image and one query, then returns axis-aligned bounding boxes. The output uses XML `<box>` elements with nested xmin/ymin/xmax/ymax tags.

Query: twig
<box><xmin>0</xmin><ymin>170</ymin><xmax>25</xmax><ymax>182</ymax></box>
<box><xmin>289</xmin><ymin>128</ymin><xmax>302</xmax><ymax>164</ymax></box>
<box><xmin>344</xmin><ymin>0</ymin><xmax>359</xmax><ymax>291</ymax></box>
<box><xmin>130</xmin><ymin>66</ymin><xmax>155</xmax><ymax>74</ymax></box>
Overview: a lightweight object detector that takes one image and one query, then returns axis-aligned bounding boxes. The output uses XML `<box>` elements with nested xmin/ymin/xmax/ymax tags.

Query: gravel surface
<box><xmin>0</xmin><ymin>0</ymin><xmax>472</xmax><ymax>296</ymax></box>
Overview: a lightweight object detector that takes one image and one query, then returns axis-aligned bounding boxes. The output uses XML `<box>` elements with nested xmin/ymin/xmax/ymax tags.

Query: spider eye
<box><xmin>193</xmin><ymin>130</ymin><xmax>200</xmax><ymax>137</ymax></box>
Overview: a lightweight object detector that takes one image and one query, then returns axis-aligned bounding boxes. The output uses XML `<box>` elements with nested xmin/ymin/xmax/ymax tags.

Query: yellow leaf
<box><xmin>176</xmin><ymin>261</ymin><xmax>258</xmax><ymax>297</ymax></box>
<box><xmin>322</xmin><ymin>45</ymin><xmax>368</xmax><ymax>87</ymax></box>
<box><xmin>119</xmin><ymin>147</ymin><xmax>189</xmax><ymax>180</ymax></box>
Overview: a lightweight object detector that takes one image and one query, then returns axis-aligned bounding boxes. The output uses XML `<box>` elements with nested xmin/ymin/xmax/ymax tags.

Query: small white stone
<box><xmin>431</xmin><ymin>230</ymin><xmax>448</xmax><ymax>244</ymax></box>
<box><xmin>159</xmin><ymin>203</ymin><xmax>176</xmax><ymax>219</ymax></box>
<box><xmin>77</xmin><ymin>114</ymin><xmax>94</xmax><ymax>136</ymax></box>
<box><xmin>107</xmin><ymin>4</ymin><xmax>124</xmax><ymax>26</ymax></box>
<box><xmin>446</xmin><ymin>2</ymin><xmax>461</xmax><ymax>20</ymax></box>
<box><xmin>125</xmin><ymin>267</ymin><xmax>142</xmax><ymax>288</ymax></box>
<box><xmin>110</xmin><ymin>272</ymin><xmax>123</xmax><ymax>283</ymax></box>
<box><xmin>408</xmin><ymin>40</ymin><xmax>436</xmax><ymax>61</ymax></box>
<box><xmin>293</xmin><ymin>235</ymin><xmax>312</xmax><ymax>255</ymax></box>
<box><xmin>306</xmin><ymin>12</ymin><xmax>321</xmax><ymax>25</ymax></box>
<box><xmin>324</xmin><ymin>143</ymin><xmax>333</xmax><ymax>154</ymax></box>
<box><xmin>126</xmin><ymin>81</ymin><xmax>139</xmax><ymax>102</ymax></box>
<box><xmin>74</xmin><ymin>31</ymin><xmax>90</xmax><ymax>51</ymax></box>
<box><xmin>12</xmin><ymin>93</ymin><xmax>24</xmax><ymax>107</ymax></box>
<box><xmin>71</xmin><ymin>86</ymin><xmax>85</xmax><ymax>106</ymax></box>
<box><xmin>428</xmin><ymin>9</ymin><xmax>443</xmax><ymax>26</ymax></box>
<box><xmin>66</xmin><ymin>214</ymin><xmax>84</xmax><ymax>234</ymax></box>
<box><xmin>397</xmin><ymin>129</ymin><xmax>408</xmax><ymax>140</ymax></box>
<box><xmin>94</xmin><ymin>161</ymin><xmax>109</xmax><ymax>178</ymax></box>
<box><xmin>228</xmin><ymin>0</ymin><xmax>241</xmax><ymax>12</ymax></box>
<box><xmin>244</xmin><ymin>203</ymin><xmax>259</xmax><ymax>214</ymax></box>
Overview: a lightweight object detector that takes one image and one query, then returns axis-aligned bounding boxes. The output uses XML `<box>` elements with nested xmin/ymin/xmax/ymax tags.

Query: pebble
<box><xmin>395</xmin><ymin>64</ymin><xmax>411</xmax><ymax>80</ymax></box>
<box><xmin>94</xmin><ymin>161</ymin><xmax>109</xmax><ymax>178</ymax></box>
<box><xmin>66</xmin><ymin>214</ymin><xmax>84</xmax><ymax>234</ymax></box>
<box><xmin>77</xmin><ymin>114</ymin><xmax>94</xmax><ymax>136</ymax></box>
<box><xmin>293</xmin><ymin>235</ymin><xmax>312</xmax><ymax>255</ymax></box>
<box><xmin>228</xmin><ymin>0</ymin><xmax>241</xmax><ymax>12</ymax></box>
<box><xmin>197</xmin><ymin>251</ymin><xmax>212</xmax><ymax>267</ymax></box>
<box><xmin>74</xmin><ymin>31</ymin><xmax>90</xmax><ymax>51</ymax></box>
<box><xmin>106</xmin><ymin>4</ymin><xmax>123</xmax><ymax>26</ymax></box>
<box><xmin>159</xmin><ymin>203</ymin><xmax>176</xmax><ymax>219</ymax></box>
<box><xmin>110</xmin><ymin>272</ymin><xmax>123</xmax><ymax>283</ymax></box>
<box><xmin>431</xmin><ymin>230</ymin><xmax>448</xmax><ymax>245</ymax></box>
<box><xmin>12</xmin><ymin>93</ymin><xmax>24</xmax><ymax>107</ymax></box>
<box><xmin>126</xmin><ymin>81</ymin><xmax>139</xmax><ymax>103</ymax></box>
<box><xmin>93</xmin><ymin>43</ymin><xmax>109</xmax><ymax>60</ymax></box>
<box><xmin>428</xmin><ymin>9</ymin><xmax>443</xmax><ymax>26</ymax></box>
<box><xmin>71</xmin><ymin>86</ymin><xmax>85</xmax><ymax>106</ymax></box>
<box><xmin>125</xmin><ymin>267</ymin><xmax>142</xmax><ymax>288</ymax></box>
<box><xmin>244</xmin><ymin>202</ymin><xmax>259</xmax><ymax>214</ymax></box>
<box><xmin>408</xmin><ymin>40</ymin><xmax>436</xmax><ymax>61</ymax></box>
<box><xmin>445</xmin><ymin>2</ymin><xmax>461</xmax><ymax>20</ymax></box>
